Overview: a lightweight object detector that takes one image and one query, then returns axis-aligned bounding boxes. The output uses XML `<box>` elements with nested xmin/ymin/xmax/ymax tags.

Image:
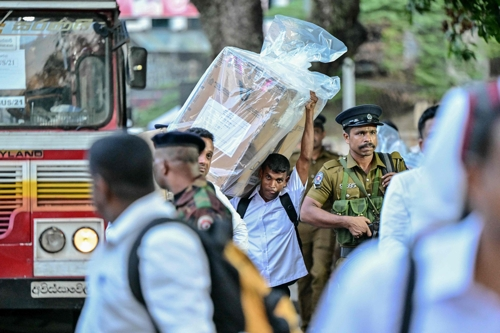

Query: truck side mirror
<box><xmin>128</xmin><ymin>47</ymin><xmax>147</xmax><ymax>89</ymax></box>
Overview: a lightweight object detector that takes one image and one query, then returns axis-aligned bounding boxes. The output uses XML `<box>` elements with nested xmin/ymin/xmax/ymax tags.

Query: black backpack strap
<box><xmin>128</xmin><ymin>217</ymin><xmax>178</xmax><ymax>332</ymax></box>
<box><xmin>279</xmin><ymin>193</ymin><xmax>302</xmax><ymax>252</ymax></box>
<box><xmin>400</xmin><ymin>249</ymin><xmax>417</xmax><ymax>333</ymax></box>
<box><xmin>236</xmin><ymin>196</ymin><xmax>252</xmax><ymax>218</ymax></box>
<box><xmin>377</xmin><ymin>152</ymin><xmax>394</xmax><ymax>175</ymax></box>
<box><xmin>279</xmin><ymin>193</ymin><xmax>298</xmax><ymax>227</ymax></box>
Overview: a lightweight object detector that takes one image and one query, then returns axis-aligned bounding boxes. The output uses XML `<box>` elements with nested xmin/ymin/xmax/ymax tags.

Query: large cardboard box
<box><xmin>170</xmin><ymin>48</ymin><xmax>309</xmax><ymax>196</ymax></box>
<box><xmin>168</xmin><ymin>16</ymin><xmax>346</xmax><ymax>197</ymax></box>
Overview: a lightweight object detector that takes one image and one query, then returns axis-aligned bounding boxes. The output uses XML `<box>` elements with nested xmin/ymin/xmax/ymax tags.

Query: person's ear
<box><xmin>95</xmin><ymin>175</ymin><xmax>112</xmax><ymax>201</ymax></box>
<box><xmin>418</xmin><ymin>138</ymin><xmax>424</xmax><ymax>151</ymax></box>
<box><xmin>343</xmin><ymin>131</ymin><xmax>349</xmax><ymax>143</ymax></box>
<box><xmin>161</xmin><ymin>160</ymin><xmax>170</xmax><ymax>177</ymax></box>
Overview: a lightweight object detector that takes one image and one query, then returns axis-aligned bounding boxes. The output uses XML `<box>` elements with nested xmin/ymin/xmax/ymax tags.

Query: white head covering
<box><xmin>412</xmin><ymin>87</ymin><xmax>470</xmax><ymax>232</ymax></box>
<box><xmin>412</xmin><ymin>79</ymin><xmax>500</xmax><ymax>233</ymax></box>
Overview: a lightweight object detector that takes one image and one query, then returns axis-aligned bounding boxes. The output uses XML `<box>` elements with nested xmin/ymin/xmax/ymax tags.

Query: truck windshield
<box><xmin>0</xmin><ymin>14</ymin><xmax>111</xmax><ymax>128</ymax></box>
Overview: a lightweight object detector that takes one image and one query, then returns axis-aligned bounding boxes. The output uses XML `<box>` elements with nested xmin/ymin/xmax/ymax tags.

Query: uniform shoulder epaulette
<box><xmin>323</xmin><ymin>159</ymin><xmax>342</xmax><ymax>169</ymax></box>
<box><xmin>390</xmin><ymin>151</ymin><xmax>404</xmax><ymax>160</ymax></box>
<box><xmin>324</xmin><ymin>150</ymin><xmax>341</xmax><ymax>159</ymax></box>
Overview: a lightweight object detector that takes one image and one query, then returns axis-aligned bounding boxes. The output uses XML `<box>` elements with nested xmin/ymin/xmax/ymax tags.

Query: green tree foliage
<box><xmin>362</xmin><ymin>0</ymin><xmax>490</xmax><ymax>99</ymax></box>
<box><xmin>407</xmin><ymin>0</ymin><xmax>500</xmax><ymax>60</ymax></box>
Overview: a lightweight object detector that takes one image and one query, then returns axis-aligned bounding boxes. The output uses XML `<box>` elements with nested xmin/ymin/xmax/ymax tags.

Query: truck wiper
<box><xmin>0</xmin><ymin>10</ymin><xmax>13</xmax><ymax>25</ymax></box>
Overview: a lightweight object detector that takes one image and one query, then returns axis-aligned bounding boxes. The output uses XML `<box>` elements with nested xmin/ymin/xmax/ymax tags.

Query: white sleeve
<box><xmin>379</xmin><ymin>173</ymin><xmax>411</xmax><ymax>255</ymax></box>
<box><xmin>214</xmin><ymin>185</ymin><xmax>249</xmax><ymax>253</ymax></box>
<box><xmin>138</xmin><ymin>223</ymin><xmax>215</xmax><ymax>333</ymax></box>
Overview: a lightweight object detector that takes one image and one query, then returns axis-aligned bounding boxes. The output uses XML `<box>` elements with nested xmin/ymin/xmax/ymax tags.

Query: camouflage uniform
<box><xmin>174</xmin><ymin>177</ymin><xmax>233</xmax><ymax>244</ymax></box>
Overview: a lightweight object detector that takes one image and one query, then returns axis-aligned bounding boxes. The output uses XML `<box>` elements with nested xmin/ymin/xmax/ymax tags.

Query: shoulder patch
<box><xmin>323</xmin><ymin>159</ymin><xmax>342</xmax><ymax>170</ymax></box>
<box><xmin>197</xmin><ymin>215</ymin><xmax>213</xmax><ymax>230</ymax></box>
<box><xmin>313</xmin><ymin>171</ymin><xmax>324</xmax><ymax>189</ymax></box>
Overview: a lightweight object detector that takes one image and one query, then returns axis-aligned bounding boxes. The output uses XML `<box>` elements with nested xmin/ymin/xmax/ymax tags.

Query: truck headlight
<box><xmin>73</xmin><ymin>227</ymin><xmax>99</xmax><ymax>253</ymax></box>
<box><xmin>40</xmin><ymin>227</ymin><xmax>66</xmax><ymax>253</ymax></box>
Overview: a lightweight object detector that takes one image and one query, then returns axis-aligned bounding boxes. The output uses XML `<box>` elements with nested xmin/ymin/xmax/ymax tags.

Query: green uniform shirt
<box><xmin>306</xmin><ymin>152</ymin><xmax>407</xmax><ymax>246</ymax></box>
<box><xmin>307</xmin><ymin>152</ymin><xmax>407</xmax><ymax>204</ymax></box>
<box><xmin>289</xmin><ymin>147</ymin><xmax>340</xmax><ymax>210</ymax></box>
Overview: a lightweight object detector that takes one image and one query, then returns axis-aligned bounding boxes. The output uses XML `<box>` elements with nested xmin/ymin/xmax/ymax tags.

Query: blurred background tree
<box><xmin>190</xmin><ymin>0</ymin><xmax>264</xmax><ymax>59</ymax></box>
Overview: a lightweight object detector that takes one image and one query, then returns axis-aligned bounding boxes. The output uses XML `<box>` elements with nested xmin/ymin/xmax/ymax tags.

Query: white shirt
<box><xmin>412</xmin><ymin>87</ymin><xmax>470</xmax><ymax>229</ymax></box>
<box><xmin>76</xmin><ymin>192</ymin><xmax>215</xmax><ymax>333</ymax></box>
<box><xmin>230</xmin><ymin>167</ymin><xmax>307</xmax><ymax>287</ymax></box>
<box><xmin>379</xmin><ymin>168</ymin><xmax>423</xmax><ymax>255</ymax></box>
<box><xmin>310</xmin><ymin>214</ymin><xmax>500</xmax><ymax>333</ymax></box>
<box><xmin>214</xmin><ymin>183</ymin><xmax>249</xmax><ymax>252</ymax></box>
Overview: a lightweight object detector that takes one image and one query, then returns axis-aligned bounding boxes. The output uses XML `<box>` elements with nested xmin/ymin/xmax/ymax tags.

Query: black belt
<box><xmin>340</xmin><ymin>246</ymin><xmax>356</xmax><ymax>258</ymax></box>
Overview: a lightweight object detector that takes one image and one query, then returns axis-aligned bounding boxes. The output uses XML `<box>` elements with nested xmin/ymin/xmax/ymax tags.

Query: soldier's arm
<box><xmin>301</xmin><ymin>197</ymin><xmax>372</xmax><ymax>237</ymax></box>
<box><xmin>300</xmin><ymin>163</ymin><xmax>372</xmax><ymax>236</ymax></box>
<box><xmin>295</xmin><ymin>91</ymin><xmax>317</xmax><ymax>185</ymax></box>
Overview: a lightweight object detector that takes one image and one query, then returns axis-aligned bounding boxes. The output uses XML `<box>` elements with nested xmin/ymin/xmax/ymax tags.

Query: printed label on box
<box><xmin>192</xmin><ymin>97</ymin><xmax>251</xmax><ymax>158</ymax></box>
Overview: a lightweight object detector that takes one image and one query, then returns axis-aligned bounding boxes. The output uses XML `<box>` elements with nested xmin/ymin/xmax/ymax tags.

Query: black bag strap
<box><xmin>377</xmin><ymin>152</ymin><xmax>394</xmax><ymax>175</ymax></box>
<box><xmin>237</xmin><ymin>192</ymin><xmax>298</xmax><ymax>227</ymax></box>
<box><xmin>128</xmin><ymin>217</ymin><xmax>179</xmax><ymax>333</ymax></box>
<box><xmin>279</xmin><ymin>193</ymin><xmax>298</xmax><ymax>228</ymax></box>
<box><xmin>400</xmin><ymin>249</ymin><xmax>417</xmax><ymax>333</ymax></box>
<box><xmin>236</xmin><ymin>196</ymin><xmax>252</xmax><ymax>219</ymax></box>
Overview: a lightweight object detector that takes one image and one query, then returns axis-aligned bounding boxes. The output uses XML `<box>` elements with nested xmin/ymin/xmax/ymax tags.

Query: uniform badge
<box><xmin>339</xmin><ymin>183</ymin><xmax>357</xmax><ymax>189</ymax></box>
<box><xmin>314</xmin><ymin>172</ymin><xmax>324</xmax><ymax>189</ymax></box>
<box><xmin>367</xmin><ymin>114</ymin><xmax>372</xmax><ymax>120</ymax></box>
<box><xmin>197</xmin><ymin>215</ymin><xmax>214</xmax><ymax>230</ymax></box>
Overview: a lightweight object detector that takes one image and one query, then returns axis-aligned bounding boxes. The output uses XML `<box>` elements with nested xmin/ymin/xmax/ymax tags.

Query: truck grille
<box><xmin>0</xmin><ymin>165</ymin><xmax>23</xmax><ymax>236</ymax></box>
<box><xmin>35</xmin><ymin>162</ymin><xmax>92</xmax><ymax>207</ymax></box>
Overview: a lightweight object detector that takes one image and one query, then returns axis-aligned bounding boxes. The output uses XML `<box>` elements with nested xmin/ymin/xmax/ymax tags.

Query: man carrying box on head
<box><xmin>229</xmin><ymin>91</ymin><xmax>317</xmax><ymax>297</ymax></box>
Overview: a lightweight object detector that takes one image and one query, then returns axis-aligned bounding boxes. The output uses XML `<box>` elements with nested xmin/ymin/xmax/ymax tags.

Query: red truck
<box><xmin>0</xmin><ymin>0</ymin><xmax>146</xmax><ymax>312</ymax></box>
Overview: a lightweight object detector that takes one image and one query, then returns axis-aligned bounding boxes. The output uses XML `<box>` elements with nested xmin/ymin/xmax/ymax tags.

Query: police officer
<box><xmin>151</xmin><ymin>131</ymin><xmax>233</xmax><ymax>243</ymax></box>
<box><xmin>300</xmin><ymin>105</ymin><xmax>407</xmax><ymax>263</ymax></box>
<box><xmin>289</xmin><ymin>114</ymin><xmax>340</xmax><ymax>331</ymax></box>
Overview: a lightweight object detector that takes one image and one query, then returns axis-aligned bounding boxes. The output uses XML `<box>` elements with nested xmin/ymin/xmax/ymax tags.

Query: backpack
<box><xmin>236</xmin><ymin>192</ymin><xmax>302</xmax><ymax>250</ymax></box>
<box><xmin>128</xmin><ymin>217</ymin><xmax>300</xmax><ymax>333</ymax></box>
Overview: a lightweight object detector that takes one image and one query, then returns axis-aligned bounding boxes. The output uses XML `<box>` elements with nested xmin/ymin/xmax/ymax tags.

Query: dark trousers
<box><xmin>272</xmin><ymin>283</ymin><xmax>291</xmax><ymax>298</ymax></box>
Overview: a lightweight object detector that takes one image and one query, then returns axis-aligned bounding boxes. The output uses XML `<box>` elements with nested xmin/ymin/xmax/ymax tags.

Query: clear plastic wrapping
<box><xmin>168</xmin><ymin>15</ymin><xmax>347</xmax><ymax>197</ymax></box>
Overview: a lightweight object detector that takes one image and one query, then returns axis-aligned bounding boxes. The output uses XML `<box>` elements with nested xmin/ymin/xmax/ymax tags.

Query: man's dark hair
<box><xmin>88</xmin><ymin>134</ymin><xmax>155</xmax><ymax>202</ymax></box>
<box><xmin>314</xmin><ymin>114</ymin><xmax>326</xmax><ymax>132</ymax></box>
<box><xmin>261</xmin><ymin>153</ymin><xmax>290</xmax><ymax>174</ymax></box>
<box><xmin>418</xmin><ymin>105</ymin><xmax>438</xmax><ymax>139</ymax></box>
<box><xmin>186</xmin><ymin>127</ymin><xmax>214</xmax><ymax>142</ymax></box>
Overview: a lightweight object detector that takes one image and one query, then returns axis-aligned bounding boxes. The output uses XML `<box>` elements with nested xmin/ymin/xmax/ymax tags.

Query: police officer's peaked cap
<box><xmin>335</xmin><ymin>104</ymin><xmax>384</xmax><ymax>129</ymax></box>
<box><xmin>151</xmin><ymin>131</ymin><xmax>205</xmax><ymax>153</ymax></box>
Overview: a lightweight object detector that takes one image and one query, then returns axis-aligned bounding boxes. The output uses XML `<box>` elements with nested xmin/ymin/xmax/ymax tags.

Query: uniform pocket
<box><xmin>332</xmin><ymin>200</ymin><xmax>349</xmax><ymax>215</ymax></box>
<box><xmin>349</xmin><ymin>198</ymin><xmax>367</xmax><ymax>216</ymax></box>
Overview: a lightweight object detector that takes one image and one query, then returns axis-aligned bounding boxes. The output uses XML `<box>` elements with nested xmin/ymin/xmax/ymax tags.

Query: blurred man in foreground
<box><xmin>77</xmin><ymin>134</ymin><xmax>214</xmax><ymax>333</ymax></box>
